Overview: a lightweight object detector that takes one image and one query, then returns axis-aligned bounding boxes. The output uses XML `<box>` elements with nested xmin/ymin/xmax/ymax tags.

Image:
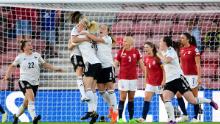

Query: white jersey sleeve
<box><xmin>96</xmin><ymin>35</ymin><xmax>113</xmax><ymax>68</ymax></box>
<box><xmin>70</xmin><ymin>26</ymin><xmax>81</xmax><ymax>56</ymax></box>
<box><xmin>12</xmin><ymin>55</ymin><xmax>21</xmax><ymax>66</ymax></box>
<box><xmin>166</xmin><ymin>47</ymin><xmax>177</xmax><ymax>59</ymax></box>
<box><xmin>71</xmin><ymin>27</ymin><xmax>78</xmax><ymax>36</ymax></box>
<box><xmin>102</xmin><ymin>36</ymin><xmax>112</xmax><ymax>45</ymax></box>
<box><xmin>35</xmin><ymin>52</ymin><xmax>46</xmax><ymax>65</ymax></box>
<box><xmin>162</xmin><ymin>47</ymin><xmax>183</xmax><ymax>83</ymax></box>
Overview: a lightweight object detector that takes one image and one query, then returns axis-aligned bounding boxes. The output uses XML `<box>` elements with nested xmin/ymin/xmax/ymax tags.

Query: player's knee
<box><xmin>120</xmin><ymin>95</ymin><xmax>127</xmax><ymax>101</ymax></box>
<box><xmin>144</xmin><ymin>96</ymin><xmax>151</xmax><ymax>102</ymax></box>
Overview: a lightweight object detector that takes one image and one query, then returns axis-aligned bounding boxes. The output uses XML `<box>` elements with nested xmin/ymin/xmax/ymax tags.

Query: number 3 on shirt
<box><xmin>128</xmin><ymin>56</ymin><xmax>131</xmax><ymax>62</ymax></box>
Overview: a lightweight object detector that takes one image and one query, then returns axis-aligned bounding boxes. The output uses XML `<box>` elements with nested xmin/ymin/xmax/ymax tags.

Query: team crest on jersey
<box><xmin>121</xmin><ymin>53</ymin><xmax>126</xmax><ymax>57</ymax></box>
<box><xmin>187</xmin><ymin>51</ymin><xmax>192</xmax><ymax>54</ymax></box>
<box><xmin>153</xmin><ymin>60</ymin><xmax>156</xmax><ymax>65</ymax></box>
<box><xmin>133</xmin><ymin>54</ymin><xmax>136</xmax><ymax>58</ymax></box>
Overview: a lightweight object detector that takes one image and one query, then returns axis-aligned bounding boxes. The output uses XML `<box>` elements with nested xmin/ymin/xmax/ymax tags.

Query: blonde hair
<box><xmin>124</xmin><ymin>36</ymin><xmax>134</xmax><ymax>46</ymax></box>
<box><xmin>80</xmin><ymin>17</ymin><xmax>99</xmax><ymax>33</ymax></box>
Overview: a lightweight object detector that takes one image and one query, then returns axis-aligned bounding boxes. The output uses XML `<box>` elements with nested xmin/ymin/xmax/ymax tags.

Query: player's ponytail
<box><xmin>69</xmin><ymin>11</ymin><xmax>83</xmax><ymax>24</ymax></box>
<box><xmin>80</xmin><ymin>17</ymin><xmax>99</xmax><ymax>33</ymax></box>
<box><xmin>88</xmin><ymin>21</ymin><xmax>99</xmax><ymax>34</ymax></box>
<box><xmin>20</xmin><ymin>40</ymin><xmax>29</xmax><ymax>52</ymax></box>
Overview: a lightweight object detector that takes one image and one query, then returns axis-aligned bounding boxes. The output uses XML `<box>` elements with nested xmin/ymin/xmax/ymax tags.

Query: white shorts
<box><xmin>118</xmin><ymin>79</ymin><xmax>137</xmax><ymax>91</ymax></box>
<box><xmin>145</xmin><ymin>83</ymin><xmax>163</xmax><ymax>94</ymax></box>
<box><xmin>185</xmin><ymin>75</ymin><xmax>198</xmax><ymax>89</ymax></box>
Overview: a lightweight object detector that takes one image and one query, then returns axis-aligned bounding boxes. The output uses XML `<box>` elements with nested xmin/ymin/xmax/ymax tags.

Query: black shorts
<box><xmin>164</xmin><ymin>75</ymin><xmax>191</xmax><ymax>94</ymax></box>
<box><xmin>97</xmin><ymin>66</ymin><xmax>115</xmax><ymax>84</ymax></box>
<box><xmin>84</xmin><ymin>63</ymin><xmax>101</xmax><ymax>80</ymax></box>
<box><xmin>18</xmin><ymin>81</ymin><xmax>38</xmax><ymax>97</ymax></box>
<box><xmin>70</xmin><ymin>55</ymin><xmax>85</xmax><ymax>72</ymax></box>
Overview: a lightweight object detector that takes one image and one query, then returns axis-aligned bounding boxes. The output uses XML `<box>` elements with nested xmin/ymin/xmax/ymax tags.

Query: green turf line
<box><xmin>3</xmin><ymin>122</ymin><xmax>220</xmax><ymax>124</ymax></box>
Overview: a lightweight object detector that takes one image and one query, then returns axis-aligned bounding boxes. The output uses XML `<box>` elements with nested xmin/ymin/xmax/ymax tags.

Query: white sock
<box><xmin>108</xmin><ymin>90</ymin><xmax>117</xmax><ymax>111</ymax></box>
<box><xmin>164</xmin><ymin>101</ymin><xmax>175</xmax><ymax>121</ymax></box>
<box><xmin>99</xmin><ymin>91</ymin><xmax>111</xmax><ymax>105</ymax></box>
<box><xmin>86</xmin><ymin>90</ymin><xmax>94</xmax><ymax>112</ymax></box>
<box><xmin>93</xmin><ymin>92</ymin><xmax>98</xmax><ymax>112</ymax></box>
<box><xmin>197</xmin><ymin>97</ymin><xmax>211</xmax><ymax>104</ymax></box>
<box><xmin>28</xmin><ymin>101</ymin><xmax>36</xmax><ymax>120</ymax></box>
<box><xmin>77</xmin><ymin>76</ymin><xmax>86</xmax><ymax>98</ymax></box>
<box><xmin>16</xmin><ymin>104</ymin><xmax>26</xmax><ymax>117</ymax></box>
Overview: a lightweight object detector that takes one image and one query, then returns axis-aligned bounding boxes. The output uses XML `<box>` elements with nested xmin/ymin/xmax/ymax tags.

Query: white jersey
<box><xmin>70</xmin><ymin>26</ymin><xmax>81</xmax><ymax>57</ymax></box>
<box><xmin>78</xmin><ymin>31</ymin><xmax>101</xmax><ymax>64</ymax></box>
<box><xmin>96</xmin><ymin>35</ymin><xmax>113</xmax><ymax>68</ymax></box>
<box><xmin>12</xmin><ymin>52</ymin><xmax>45</xmax><ymax>86</ymax></box>
<box><xmin>162</xmin><ymin>47</ymin><xmax>183</xmax><ymax>83</ymax></box>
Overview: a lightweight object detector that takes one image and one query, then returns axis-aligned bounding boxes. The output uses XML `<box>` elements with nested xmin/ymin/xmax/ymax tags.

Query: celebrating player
<box><xmin>114</xmin><ymin>36</ymin><xmax>145</xmax><ymax>123</ymax></box>
<box><xmin>136</xmin><ymin>42</ymin><xmax>165</xmax><ymax>123</ymax></box>
<box><xmin>156</xmin><ymin>36</ymin><xmax>218</xmax><ymax>124</ymax></box>
<box><xmin>71</xmin><ymin>17</ymin><xmax>100</xmax><ymax>124</ymax></box>
<box><xmin>82</xmin><ymin>24</ymin><xmax>118</xmax><ymax>123</ymax></box>
<box><xmin>4</xmin><ymin>40</ymin><xmax>63</xmax><ymax>124</ymax></box>
<box><xmin>68</xmin><ymin>11</ymin><xmax>89</xmax><ymax>102</ymax></box>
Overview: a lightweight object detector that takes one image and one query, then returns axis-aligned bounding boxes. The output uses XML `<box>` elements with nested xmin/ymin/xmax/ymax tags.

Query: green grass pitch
<box><xmin>3</xmin><ymin>122</ymin><xmax>220</xmax><ymax>124</ymax></box>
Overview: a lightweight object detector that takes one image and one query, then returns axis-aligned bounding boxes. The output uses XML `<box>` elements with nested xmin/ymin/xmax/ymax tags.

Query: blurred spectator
<box><xmin>40</xmin><ymin>9</ymin><xmax>57</xmax><ymax>58</ymax></box>
<box><xmin>187</xmin><ymin>18</ymin><xmax>202</xmax><ymax>52</ymax></box>
<box><xmin>204</xmin><ymin>22</ymin><xmax>220</xmax><ymax>51</ymax></box>
<box><xmin>0</xmin><ymin>7</ymin><xmax>15</xmax><ymax>53</ymax></box>
<box><xmin>15</xmin><ymin>7</ymin><xmax>37</xmax><ymax>41</ymax></box>
<box><xmin>0</xmin><ymin>7</ymin><xmax>5</xmax><ymax>53</ymax></box>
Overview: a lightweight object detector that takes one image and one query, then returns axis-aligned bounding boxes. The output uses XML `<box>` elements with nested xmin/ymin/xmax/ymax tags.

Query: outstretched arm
<box><xmin>42</xmin><ymin>63</ymin><xmax>64</xmax><ymax>72</ymax></box>
<box><xmin>86</xmin><ymin>33</ymin><xmax>105</xmax><ymax>43</ymax></box>
<box><xmin>71</xmin><ymin>35</ymin><xmax>89</xmax><ymax>43</ymax></box>
<box><xmin>4</xmin><ymin>64</ymin><xmax>16</xmax><ymax>80</ymax></box>
<box><xmin>156</xmin><ymin>52</ymin><xmax>173</xmax><ymax>63</ymax></box>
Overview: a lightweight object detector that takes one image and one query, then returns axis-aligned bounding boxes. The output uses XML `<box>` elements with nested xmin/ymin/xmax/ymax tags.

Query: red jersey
<box><xmin>179</xmin><ymin>45</ymin><xmax>200</xmax><ymax>75</ymax></box>
<box><xmin>144</xmin><ymin>55</ymin><xmax>163</xmax><ymax>86</ymax></box>
<box><xmin>115</xmin><ymin>48</ymin><xmax>142</xmax><ymax>80</ymax></box>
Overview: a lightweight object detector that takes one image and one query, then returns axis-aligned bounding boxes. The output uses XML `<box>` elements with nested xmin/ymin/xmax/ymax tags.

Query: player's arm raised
<box><xmin>156</xmin><ymin>51</ymin><xmax>173</xmax><ymax>63</ymax></box>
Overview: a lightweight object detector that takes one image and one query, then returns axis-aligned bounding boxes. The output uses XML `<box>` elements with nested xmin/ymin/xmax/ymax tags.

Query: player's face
<box><xmin>123</xmin><ymin>40</ymin><xmax>130</xmax><ymax>49</ymax></box>
<box><xmin>24</xmin><ymin>42</ymin><xmax>33</xmax><ymax>52</ymax></box>
<box><xmin>180</xmin><ymin>34</ymin><xmax>189</xmax><ymax>46</ymax></box>
<box><xmin>144</xmin><ymin>44</ymin><xmax>153</xmax><ymax>55</ymax></box>
<box><xmin>99</xmin><ymin>25</ymin><xmax>108</xmax><ymax>36</ymax></box>
<box><xmin>159</xmin><ymin>38</ymin><xmax>167</xmax><ymax>51</ymax></box>
<box><xmin>77</xmin><ymin>22</ymin><xmax>84</xmax><ymax>32</ymax></box>
<box><xmin>123</xmin><ymin>38</ymin><xmax>133</xmax><ymax>50</ymax></box>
